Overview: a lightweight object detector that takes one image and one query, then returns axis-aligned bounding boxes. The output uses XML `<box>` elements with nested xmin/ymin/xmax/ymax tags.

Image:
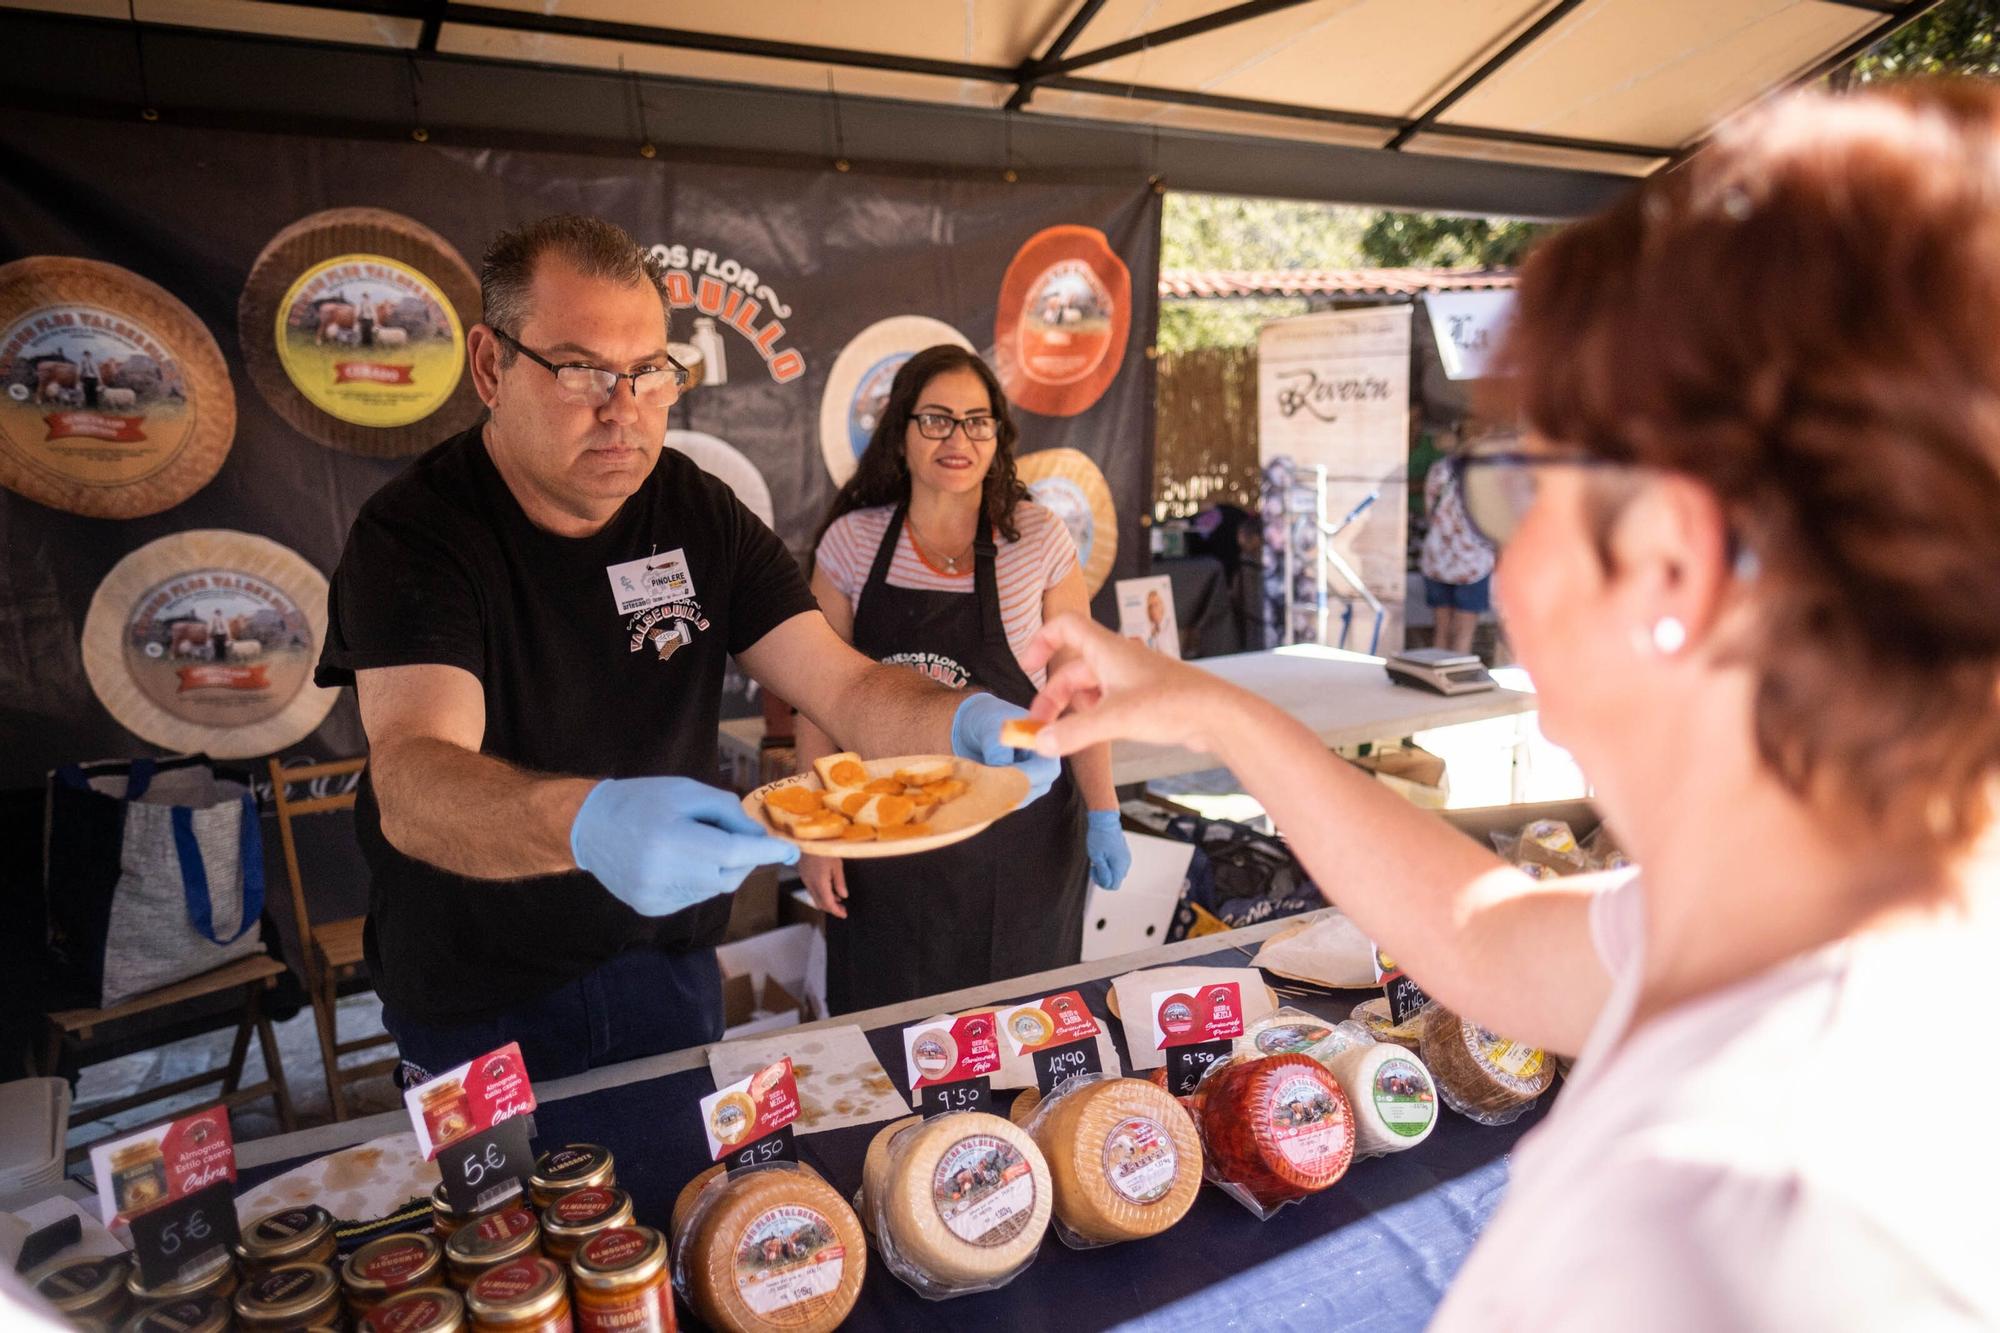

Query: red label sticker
<box><xmin>700</xmin><ymin>1057</ymin><xmax>802</xmax><ymax>1161</ymax></box>
<box><xmin>174</xmin><ymin>663</ymin><xmax>271</xmax><ymax>692</ymax></box>
<box><xmin>333</xmin><ymin>361</ymin><xmax>416</xmax><ymax>385</ymax></box>
<box><xmin>902</xmin><ymin>1012</ymin><xmax>1002</xmax><ymax>1089</ymax></box>
<box><xmin>88</xmin><ymin>1105</ymin><xmax>236</xmax><ymax>1227</ymax></box>
<box><xmin>43</xmin><ymin>410</ymin><xmax>147</xmax><ymax>443</ymax></box>
<box><xmin>402</xmin><ymin>1042</ymin><xmax>538</xmax><ymax>1160</ymax></box>
<box><xmin>1151</xmin><ymin>983</ymin><xmax>1248</xmax><ymax>1050</ymax></box>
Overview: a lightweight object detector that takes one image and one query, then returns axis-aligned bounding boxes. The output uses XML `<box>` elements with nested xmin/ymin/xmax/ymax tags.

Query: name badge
<box><xmin>606</xmin><ymin>549</ymin><xmax>695</xmax><ymax>615</ymax></box>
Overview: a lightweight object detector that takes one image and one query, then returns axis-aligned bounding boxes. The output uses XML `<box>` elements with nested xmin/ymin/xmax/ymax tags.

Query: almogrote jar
<box><xmin>35</xmin><ymin>1254</ymin><xmax>131</xmax><ymax>1331</ymax></box>
<box><xmin>362</xmin><ymin>1286</ymin><xmax>466</xmax><ymax>1333</ymax></box>
<box><xmin>342</xmin><ymin>1232</ymin><xmax>444</xmax><ymax>1318</ymax></box>
<box><xmin>569</xmin><ymin>1227</ymin><xmax>673</xmax><ymax>1333</ymax></box>
<box><xmin>235</xmin><ymin>1205</ymin><xmax>338</xmax><ymax>1276</ymax></box>
<box><xmin>465</xmin><ymin>1256</ymin><xmax>571</xmax><ymax>1333</ymax></box>
<box><xmin>233</xmin><ymin>1261</ymin><xmax>343</xmax><ymax>1329</ymax></box>
<box><xmin>539</xmin><ymin>1187</ymin><xmax>634</xmax><ymax>1267</ymax></box>
<box><xmin>527</xmin><ymin>1145</ymin><xmax>615</xmax><ymax>1211</ymax></box>
<box><xmin>444</xmin><ymin>1206</ymin><xmax>542</xmax><ymax>1291</ymax></box>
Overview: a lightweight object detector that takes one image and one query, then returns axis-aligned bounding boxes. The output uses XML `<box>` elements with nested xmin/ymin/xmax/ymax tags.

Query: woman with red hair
<box><xmin>1024</xmin><ymin>83</ymin><xmax>2000</xmax><ymax>1327</ymax></box>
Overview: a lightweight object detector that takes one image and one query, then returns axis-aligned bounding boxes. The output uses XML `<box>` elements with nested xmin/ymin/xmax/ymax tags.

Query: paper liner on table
<box><xmin>706</xmin><ymin>1026</ymin><xmax>911</xmax><ymax>1134</ymax></box>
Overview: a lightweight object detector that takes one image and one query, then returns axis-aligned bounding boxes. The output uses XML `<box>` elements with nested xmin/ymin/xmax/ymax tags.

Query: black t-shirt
<box><xmin>315</xmin><ymin>424</ymin><xmax>816</xmax><ymax>1024</ymax></box>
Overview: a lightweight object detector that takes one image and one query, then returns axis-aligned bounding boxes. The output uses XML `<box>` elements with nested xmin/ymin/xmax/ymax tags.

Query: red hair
<box><xmin>1502</xmin><ymin>82</ymin><xmax>2000</xmax><ymax>858</ymax></box>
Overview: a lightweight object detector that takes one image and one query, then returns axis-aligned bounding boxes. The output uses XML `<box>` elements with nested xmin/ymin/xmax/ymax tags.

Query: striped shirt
<box><xmin>815</xmin><ymin>502</ymin><xmax>1079</xmax><ymax>686</ymax></box>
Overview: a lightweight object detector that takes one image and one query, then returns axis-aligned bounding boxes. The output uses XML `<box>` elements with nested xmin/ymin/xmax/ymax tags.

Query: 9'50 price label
<box><xmin>726</xmin><ymin>1124</ymin><xmax>800</xmax><ymax>1176</ymax></box>
<box><xmin>1166</xmin><ymin>1041</ymin><xmax>1230</xmax><ymax>1097</ymax></box>
<box><xmin>918</xmin><ymin>1076</ymin><xmax>992</xmax><ymax>1120</ymax></box>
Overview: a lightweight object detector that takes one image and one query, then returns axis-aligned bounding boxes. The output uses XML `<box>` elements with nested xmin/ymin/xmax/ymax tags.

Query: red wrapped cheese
<box><xmin>1197</xmin><ymin>1055</ymin><xmax>1354</xmax><ymax>1209</ymax></box>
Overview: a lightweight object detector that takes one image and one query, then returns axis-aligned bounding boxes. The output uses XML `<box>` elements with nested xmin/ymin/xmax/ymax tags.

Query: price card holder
<box><xmin>918</xmin><ymin>1076</ymin><xmax>993</xmax><ymax>1120</ymax></box>
<box><xmin>1165</xmin><ymin>1042</ymin><xmax>1230</xmax><ymax>1097</ymax></box>
<box><xmin>435</xmin><ymin>1116</ymin><xmax>534</xmax><ymax>1216</ymax></box>
<box><xmin>725</xmin><ymin>1124</ymin><xmax>801</xmax><ymax>1177</ymax></box>
<box><xmin>1374</xmin><ymin>948</ymin><xmax>1434</xmax><ymax>1026</ymax></box>
<box><xmin>1031</xmin><ymin>1040</ymin><xmax>1103</xmax><ymax>1097</ymax></box>
<box><xmin>129</xmin><ymin>1181</ymin><xmax>237</xmax><ymax>1289</ymax></box>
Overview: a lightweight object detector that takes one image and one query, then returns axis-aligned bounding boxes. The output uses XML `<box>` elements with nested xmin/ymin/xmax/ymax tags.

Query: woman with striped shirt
<box><xmin>799</xmin><ymin>344</ymin><xmax>1130</xmax><ymax>1012</ymax></box>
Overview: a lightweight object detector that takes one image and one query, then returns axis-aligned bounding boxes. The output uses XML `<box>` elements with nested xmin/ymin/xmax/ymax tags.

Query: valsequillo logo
<box><xmin>646</xmin><ymin>244</ymin><xmax>805</xmax><ymax>384</ymax></box>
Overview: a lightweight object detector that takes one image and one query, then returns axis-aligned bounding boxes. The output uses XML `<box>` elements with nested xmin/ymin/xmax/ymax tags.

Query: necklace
<box><xmin>907</xmin><ymin>512</ymin><xmax>976</xmax><ymax>573</ymax></box>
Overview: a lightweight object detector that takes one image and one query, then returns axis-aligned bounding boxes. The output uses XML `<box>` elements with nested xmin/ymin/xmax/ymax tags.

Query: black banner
<box><xmin>0</xmin><ymin>109</ymin><xmax>1159</xmax><ymax>785</ymax></box>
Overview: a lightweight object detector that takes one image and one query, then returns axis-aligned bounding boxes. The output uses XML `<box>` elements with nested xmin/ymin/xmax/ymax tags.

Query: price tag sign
<box><xmin>1153</xmin><ymin>983</ymin><xmax>1246</xmax><ymax>1098</ymax></box>
<box><xmin>700</xmin><ymin>1058</ymin><xmax>804</xmax><ymax>1176</ymax></box>
<box><xmin>435</xmin><ymin>1115</ymin><xmax>534</xmax><ymax>1215</ymax></box>
<box><xmin>903</xmin><ymin>1013</ymin><xmax>1001</xmax><ymax>1120</ymax></box>
<box><xmin>402</xmin><ymin>1042</ymin><xmax>538</xmax><ymax>1160</ymax></box>
<box><xmin>88</xmin><ymin>1105</ymin><xmax>237</xmax><ymax>1230</ymax></box>
<box><xmin>1373</xmin><ymin>947</ymin><xmax>1434</xmax><ymax>1026</ymax></box>
<box><xmin>126</xmin><ymin>1180</ymin><xmax>238</xmax><ymax>1289</ymax></box>
<box><xmin>999</xmin><ymin>991</ymin><xmax>1106</xmax><ymax>1097</ymax></box>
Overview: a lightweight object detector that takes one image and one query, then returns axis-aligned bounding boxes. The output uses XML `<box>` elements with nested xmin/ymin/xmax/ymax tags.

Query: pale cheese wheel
<box><xmin>1008</xmin><ymin>1088</ymin><xmax>1042</xmax><ymax>1128</ymax></box>
<box><xmin>1325</xmin><ymin>1042</ymin><xmax>1439</xmax><ymax>1156</ymax></box>
<box><xmin>1029</xmin><ymin>1078</ymin><xmax>1202</xmax><ymax>1244</ymax></box>
<box><xmin>879</xmin><ymin>1112</ymin><xmax>1051</xmax><ymax>1289</ymax></box>
<box><xmin>858</xmin><ymin>1116</ymin><xmax>921</xmax><ymax>1236</ymax></box>
<box><xmin>685</xmin><ymin>1166</ymin><xmax>864</xmax><ymax>1333</ymax></box>
<box><xmin>1419</xmin><ymin>1007</ymin><xmax>1553</xmax><ymax>1125</ymax></box>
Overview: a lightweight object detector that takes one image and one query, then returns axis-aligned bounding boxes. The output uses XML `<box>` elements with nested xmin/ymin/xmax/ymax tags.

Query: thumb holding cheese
<box><xmin>1020</xmin><ymin>613</ymin><xmax>1233</xmax><ymax>758</ymax></box>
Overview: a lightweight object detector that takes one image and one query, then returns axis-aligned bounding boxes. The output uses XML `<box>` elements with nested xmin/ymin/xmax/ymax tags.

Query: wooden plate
<box><xmin>742</xmin><ymin>754</ymin><xmax>1028</xmax><ymax>859</ymax></box>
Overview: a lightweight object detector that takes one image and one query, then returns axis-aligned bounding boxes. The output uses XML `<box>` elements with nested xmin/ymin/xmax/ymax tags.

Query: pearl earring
<box><xmin>1651</xmin><ymin>616</ymin><xmax>1687</xmax><ymax>655</ymax></box>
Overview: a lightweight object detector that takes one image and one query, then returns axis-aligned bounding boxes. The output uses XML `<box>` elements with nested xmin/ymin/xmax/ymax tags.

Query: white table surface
<box><xmin>724</xmin><ymin>644</ymin><xmax>1537</xmax><ymax>787</ymax></box>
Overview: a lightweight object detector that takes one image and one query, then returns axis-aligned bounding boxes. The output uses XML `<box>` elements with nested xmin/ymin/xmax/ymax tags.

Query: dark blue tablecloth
<box><xmin>243</xmin><ymin>948</ymin><xmax>1548</xmax><ymax>1331</ymax></box>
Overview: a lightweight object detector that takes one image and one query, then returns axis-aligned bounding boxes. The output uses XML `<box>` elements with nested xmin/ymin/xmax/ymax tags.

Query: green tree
<box><xmin>1355</xmin><ymin>213</ymin><xmax>1549</xmax><ymax>269</ymax></box>
<box><xmin>1157</xmin><ymin>193</ymin><xmax>1369</xmax><ymax>353</ymax></box>
<box><xmin>1834</xmin><ymin>0</ymin><xmax>1999</xmax><ymax>86</ymax></box>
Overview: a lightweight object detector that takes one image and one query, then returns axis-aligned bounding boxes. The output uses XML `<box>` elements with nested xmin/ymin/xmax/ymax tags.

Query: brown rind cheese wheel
<box><xmin>685</xmin><ymin>1166</ymin><xmax>865</xmax><ymax>1333</ymax></box>
<box><xmin>238</xmin><ymin>207</ymin><xmax>481</xmax><ymax>458</ymax></box>
<box><xmin>0</xmin><ymin>256</ymin><xmax>235</xmax><ymax>518</ymax></box>
<box><xmin>1029</xmin><ymin>1078</ymin><xmax>1202</xmax><ymax>1244</ymax></box>
<box><xmin>1419</xmin><ymin>1006</ymin><xmax>1554</xmax><ymax>1123</ymax></box>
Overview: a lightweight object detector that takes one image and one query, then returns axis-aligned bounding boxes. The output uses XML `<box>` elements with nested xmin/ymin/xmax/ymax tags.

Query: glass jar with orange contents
<box><xmin>363</xmin><ymin>1286</ymin><xmax>466</xmax><ymax>1333</ymax></box>
<box><xmin>434</xmin><ymin>1183</ymin><xmax>514</xmax><ymax>1242</ymax></box>
<box><xmin>465</xmin><ymin>1257</ymin><xmax>570</xmax><ymax>1333</ymax></box>
<box><xmin>444</xmin><ymin>1206</ymin><xmax>542</xmax><ymax>1291</ymax></box>
<box><xmin>570</xmin><ymin>1227</ymin><xmax>674</xmax><ymax>1333</ymax></box>
<box><xmin>528</xmin><ymin>1145</ymin><xmax>615</xmax><ymax>1211</ymax></box>
<box><xmin>342</xmin><ymin>1232</ymin><xmax>444</xmax><ymax>1320</ymax></box>
<box><xmin>540</xmin><ymin>1187</ymin><xmax>634</xmax><ymax>1267</ymax></box>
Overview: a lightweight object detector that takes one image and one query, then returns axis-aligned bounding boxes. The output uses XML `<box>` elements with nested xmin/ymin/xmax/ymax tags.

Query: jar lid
<box><xmin>541</xmin><ymin>1186</ymin><xmax>633</xmax><ymax>1239</ymax></box>
<box><xmin>342</xmin><ymin>1232</ymin><xmax>442</xmax><ymax>1295</ymax></box>
<box><xmin>571</xmin><ymin>1226</ymin><xmax>667</xmax><ymax>1290</ymax></box>
<box><xmin>235</xmin><ymin>1205</ymin><xmax>334</xmax><ymax>1262</ymax></box>
<box><xmin>119</xmin><ymin>1295</ymin><xmax>230</xmax><ymax>1333</ymax></box>
<box><xmin>465</xmin><ymin>1257</ymin><xmax>567</xmax><ymax>1322</ymax></box>
<box><xmin>232</xmin><ymin>1262</ymin><xmax>338</xmax><ymax>1323</ymax></box>
<box><xmin>126</xmin><ymin>1247</ymin><xmax>234</xmax><ymax>1300</ymax></box>
<box><xmin>529</xmin><ymin>1143</ymin><xmax>613</xmax><ymax>1195</ymax></box>
<box><xmin>362</xmin><ymin>1286</ymin><xmax>465</xmax><ymax>1333</ymax></box>
<box><xmin>36</xmin><ymin>1255</ymin><xmax>130</xmax><ymax>1312</ymax></box>
<box><xmin>444</xmin><ymin>1206</ymin><xmax>539</xmax><ymax>1268</ymax></box>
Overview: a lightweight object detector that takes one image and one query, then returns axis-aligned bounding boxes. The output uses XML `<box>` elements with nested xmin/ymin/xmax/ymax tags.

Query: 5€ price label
<box><xmin>435</xmin><ymin>1116</ymin><xmax>533</xmax><ymax>1216</ymax></box>
<box><xmin>128</xmin><ymin>1181</ymin><xmax>237</xmax><ymax>1289</ymax></box>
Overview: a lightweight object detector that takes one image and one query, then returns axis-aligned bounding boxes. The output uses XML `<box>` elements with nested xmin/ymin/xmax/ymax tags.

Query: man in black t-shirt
<box><xmin>316</xmin><ymin>216</ymin><xmax>1056</xmax><ymax>1082</ymax></box>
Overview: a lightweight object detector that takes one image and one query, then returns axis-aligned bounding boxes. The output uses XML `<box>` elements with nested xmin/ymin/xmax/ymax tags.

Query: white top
<box><xmin>1432</xmin><ymin>874</ymin><xmax>1999</xmax><ymax>1331</ymax></box>
<box><xmin>814</xmin><ymin>501</ymin><xmax>1078</xmax><ymax>686</ymax></box>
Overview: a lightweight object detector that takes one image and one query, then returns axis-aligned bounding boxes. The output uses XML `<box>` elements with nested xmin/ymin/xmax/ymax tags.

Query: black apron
<box><xmin>824</xmin><ymin>506</ymin><xmax>1089</xmax><ymax>1014</ymax></box>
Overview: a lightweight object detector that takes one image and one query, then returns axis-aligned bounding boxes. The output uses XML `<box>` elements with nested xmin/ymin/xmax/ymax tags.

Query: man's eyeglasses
<box><xmin>912</xmin><ymin>412</ymin><xmax>999</xmax><ymax>443</ymax></box>
<box><xmin>491</xmin><ymin>327</ymin><xmax>690</xmax><ymax>408</ymax></box>
<box><xmin>1450</xmin><ymin>449</ymin><xmax>1630</xmax><ymax>547</ymax></box>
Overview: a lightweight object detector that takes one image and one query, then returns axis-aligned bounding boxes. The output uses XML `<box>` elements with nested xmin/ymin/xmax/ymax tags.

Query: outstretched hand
<box><xmin>1017</xmin><ymin>613</ymin><xmax>1227</xmax><ymax>758</ymax></box>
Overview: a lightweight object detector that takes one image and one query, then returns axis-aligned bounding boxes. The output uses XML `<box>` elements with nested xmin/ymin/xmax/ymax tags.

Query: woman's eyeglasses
<box><xmin>491</xmin><ymin>327</ymin><xmax>690</xmax><ymax>407</ymax></box>
<box><xmin>911</xmin><ymin>412</ymin><xmax>999</xmax><ymax>443</ymax></box>
<box><xmin>1450</xmin><ymin>450</ymin><xmax>1630</xmax><ymax>546</ymax></box>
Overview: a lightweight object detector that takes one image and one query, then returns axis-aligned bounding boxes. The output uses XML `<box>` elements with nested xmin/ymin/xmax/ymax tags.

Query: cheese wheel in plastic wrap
<box><xmin>674</xmin><ymin>1160</ymin><xmax>827</xmax><ymax>1251</ymax></box>
<box><xmin>683</xmin><ymin>1165</ymin><xmax>864</xmax><ymax>1333</ymax></box>
<box><xmin>857</xmin><ymin>1116</ymin><xmax>921</xmax><ymax>1235</ymax></box>
<box><xmin>1197</xmin><ymin>1054</ymin><xmax>1355</xmax><ymax>1214</ymax></box>
<box><xmin>1028</xmin><ymin>1077</ymin><xmax>1203</xmax><ymax>1245</ymax></box>
<box><xmin>1325</xmin><ymin>1042</ymin><xmax>1439</xmax><ymax>1156</ymax></box>
<box><xmin>1419</xmin><ymin>1006</ymin><xmax>1554</xmax><ymax>1126</ymax></box>
<box><xmin>876</xmin><ymin>1112</ymin><xmax>1052</xmax><ymax>1294</ymax></box>
<box><xmin>1008</xmin><ymin>1089</ymin><xmax>1041</xmax><ymax>1128</ymax></box>
<box><xmin>1350</xmin><ymin>997</ymin><xmax>1426</xmax><ymax>1051</ymax></box>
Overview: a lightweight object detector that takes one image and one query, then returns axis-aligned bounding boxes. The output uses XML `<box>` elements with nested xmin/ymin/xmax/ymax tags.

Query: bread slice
<box><xmin>892</xmin><ymin>758</ymin><xmax>955</xmax><ymax>786</ymax></box>
<box><xmin>791</xmin><ymin>812</ymin><xmax>848</xmax><ymax>840</ymax></box>
<box><xmin>812</xmin><ymin>752</ymin><xmax>869</xmax><ymax>791</ymax></box>
<box><xmin>998</xmin><ymin>718</ymin><xmax>1044</xmax><ymax>749</ymax></box>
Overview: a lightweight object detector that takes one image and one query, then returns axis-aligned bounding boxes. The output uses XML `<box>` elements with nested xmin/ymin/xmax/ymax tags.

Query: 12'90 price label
<box><xmin>1032</xmin><ymin>1040</ymin><xmax>1103</xmax><ymax>1096</ymax></box>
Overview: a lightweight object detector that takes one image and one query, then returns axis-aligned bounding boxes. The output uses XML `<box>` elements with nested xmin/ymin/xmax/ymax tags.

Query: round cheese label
<box><xmin>1462</xmin><ymin>1022</ymin><xmax>1548</xmax><ymax>1093</ymax></box>
<box><xmin>239</xmin><ymin>207</ymin><xmax>481</xmax><ymax>458</ymax></box>
<box><xmin>82</xmin><ymin>531</ymin><xmax>337</xmax><ymax>759</ymax></box>
<box><xmin>0</xmin><ymin>257</ymin><xmax>234</xmax><ymax>518</ymax></box>
<box><xmin>1015</xmin><ymin>447</ymin><xmax>1118</xmax><ymax>595</ymax></box>
<box><xmin>909</xmin><ymin>1027</ymin><xmax>959</xmax><ymax>1082</ymax></box>
<box><xmin>730</xmin><ymin>1204</ymin><xmax>847</xmax><ymax>1323</ymax></box>
<box><xmin>930</xmin><ymin>1134</ymin><xmax>1036</xmax><ymax>1247</ymax></box>
<box><xmin>1264</xmin><ymin>1072</ymin><xmax>1349</xmax><ymax>1175</ymax></box>
<box><xmin>1372</xmin><ymin>1057</ymin><xmax>1437</xmax><ymax>1138</ymax></box>
<box><xmin>709</xmin><ymin>1091</ymin><xmax>757</xmax><ymax>1146</ymax></box>
<box><xmin>816</xmin><ymin>314</ymin><xmax>972</xmax><ymax>485</ymax></box>
<box><xmin>1252</xmin><ymin>1022</ymin><xmax>1335</xmax><ymax>1056</ymax></box>
<box><xmin>272</xmin><ymin>253</ymin><xmax>465</xmax><ymax>428</ymax></box>
<box><xmin>993</xmin><ymin>226</ymin><xmax>1132</xmax><ymax>417</ymax></box>
<box><xmin>1099</xmin><ymin>1115</ymin><xmax>1178</xmax><ymax>1206</ymax></box>
<box><xmin>1006</xmin><ymin>1007</ymin><xmax>1054</xmax><ymax>1048</ymax></box>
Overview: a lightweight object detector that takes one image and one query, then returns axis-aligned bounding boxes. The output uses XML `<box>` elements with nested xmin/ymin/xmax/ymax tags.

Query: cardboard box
<box><xmin>1436</xmin><ymin>799</ymin><xmax>1603</xmax><ymax>850</ymax></box>
<box><xmin>717</xmin><ymin>923</ymin><xmax>817</xmax><ymax>1038</ymax></box>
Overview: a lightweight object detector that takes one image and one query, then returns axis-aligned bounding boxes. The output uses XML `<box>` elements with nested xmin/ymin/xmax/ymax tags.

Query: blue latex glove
<box><xmin>571</xmin><ymin>776</ymin><xmax>799</xmax><ymax>917</ymax></box>
<box><xmin>950</xmin><ymin>693</ymin><xmax>1060</xmax><ymax>805</ymax></box>
<box><xmin>1086</xmin><ymin>809</ymin><xmax>1130</xmax><ymax>891</ymax></box>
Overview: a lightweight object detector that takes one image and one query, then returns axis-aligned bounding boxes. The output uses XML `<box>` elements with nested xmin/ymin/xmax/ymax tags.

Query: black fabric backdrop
<box><xmin>0</xmin><ymin>109</ymin><xmax>1159</xmax><ymax>788</ymax></box>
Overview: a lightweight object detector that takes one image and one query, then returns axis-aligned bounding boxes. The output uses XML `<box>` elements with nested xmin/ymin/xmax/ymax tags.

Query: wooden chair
<box><xmin>43</xmin><ymin>954</ymin><xmax>297</xmax><ymax>1162</ymax></box>
<box><xmin>268</xmin><ymin>756</ymin><xmax>397</xmax><ymax>1120</ymax></box>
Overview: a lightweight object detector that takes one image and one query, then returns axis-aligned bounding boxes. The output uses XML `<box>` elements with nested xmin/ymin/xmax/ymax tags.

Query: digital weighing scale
<box><xmin>1384</xmin><ymin>648</ymin><xmax>1497</xmax><ymax>696</ymax></box>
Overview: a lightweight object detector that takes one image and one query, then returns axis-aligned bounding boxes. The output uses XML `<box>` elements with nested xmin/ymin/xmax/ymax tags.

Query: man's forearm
<box><xmin>801</xmin><ymin>663</ymin><xmax>962</xmax><ymax>758</ymax></box>
<box><xmin>373</xmin><ymin>736</ymin><xmax>596</xmax><ymax>880</ymax></box>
